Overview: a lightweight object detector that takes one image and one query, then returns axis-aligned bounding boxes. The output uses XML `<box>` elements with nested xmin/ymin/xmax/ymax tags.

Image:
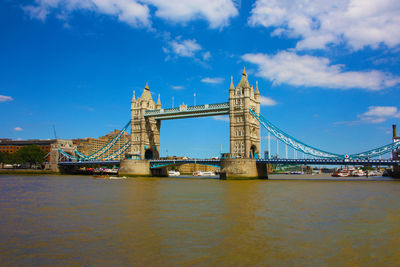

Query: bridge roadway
<box><xmin>58</xmin><ymin>158</ymin><xmax>400</xmax><ymax>168</ymax></box>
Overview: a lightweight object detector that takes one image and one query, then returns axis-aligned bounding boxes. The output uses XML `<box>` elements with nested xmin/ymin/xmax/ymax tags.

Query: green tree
<box><xmin>16</xmin><ymin>145</ymin><xmax>46</xmax><ymax>168</ymax></box>
<box><xmin>0</xmin><ymin>152</ymin><xmax>20</xmax><ymax>165</ymax></box>
<box><xmin>0</xmin><ymin>151</ymin><xmax>5</xmax><ymax>163</ymax></box>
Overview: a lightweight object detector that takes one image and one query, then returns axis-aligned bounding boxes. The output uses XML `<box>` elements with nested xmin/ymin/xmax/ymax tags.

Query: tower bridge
<box><xmin>57</xmin><ymin>68</ymin><xmax>400</xmax><ymax>179</ymax></box>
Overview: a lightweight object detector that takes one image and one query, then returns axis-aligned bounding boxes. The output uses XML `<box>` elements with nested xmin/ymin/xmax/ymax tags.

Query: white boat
<box><xmin>193</xmin><ymin>171</ymin><xmax>216</xmax><ymax>176</ymax></box>
<box><xmin>353</xmin><ymin>169</ymin><xmax>366</xmax><ymax>177</ymax></box>
<box><xmin>367</xmin><ymin>170</ymin><xmax>383</xmax><ymax>176</ymax></box>
<box><xmin>109</xmin><ymin>176</ymin><xmax>127</xmax><ymax>179</ymax></box>
<box><xmin>290</xmin><ymin>171</ymin><xmax>304</xmax><ymax>175</ymax></box>
<box><xmin>168</xmin><ymin>170</ymin><xmax>180</xmax><ymax>176</ymax></box>
<box><xmin>332</xmin><ymin>167</ymin><xmax>356</xmax><ymax>177</ymax></box>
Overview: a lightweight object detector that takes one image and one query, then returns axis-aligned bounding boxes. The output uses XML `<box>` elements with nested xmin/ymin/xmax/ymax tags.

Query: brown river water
<box><xmin>1</xmin><ymin>174</ymin><xmax>400</xmax><ymax>266</ymax></box>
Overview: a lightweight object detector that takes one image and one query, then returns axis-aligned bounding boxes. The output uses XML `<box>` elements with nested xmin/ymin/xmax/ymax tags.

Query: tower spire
<box><xmin>157</xmin><ymin>94</ymin><xmax>161</xmax><ymax>105</ymax></box>
<box><xmin>229</xmin><ymin>76</ymin><xmax>234</xmax><ymax>90</ymax></box>
<box><xmin>132</xmin><ymin>90</ymin><xmax>136</xmax><ymax>102</ymax></box>
<box><xmin>145</xmin><ymin>82</ymin><xmax>149</xmax><ymax>90</ymax></box>
<box><xmin>255</xmin><ymin>81</ymin><xmax>260</xmax><ymax>95</ymax></box>
<box><xmin>238</xmin><ymin>67</ymin><xmax>250</xmax><ymax>88</ymax></box>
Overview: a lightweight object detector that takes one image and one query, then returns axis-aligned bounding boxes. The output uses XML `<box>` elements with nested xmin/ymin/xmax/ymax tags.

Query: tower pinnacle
<box><xmin>229</xmin><ymin>76</ymin><xmax>234</xmax><ymax>90</ymax></box>
<box><xmin>157</xmin><ymin>94</ymin><xmax>161</xmax><ymax>105</ymax></box>
<box><xmin>242</xmin><ymin>67</ymin><xmax>247</xmax><ymax>76</ymax></box>
<box><xmin>255</xmin><ymin>81</ymin><xmax>260</xmax><ymax>95</ymax></box>
<box><xmin>132</xmin><ymin>90</ymin><xmax>136</xmax><ymax>102</ymax></box>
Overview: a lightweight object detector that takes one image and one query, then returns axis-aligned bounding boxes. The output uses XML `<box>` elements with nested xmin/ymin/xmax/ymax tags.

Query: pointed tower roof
<box><xmin>140</xmin><ymin>82</ymin><xmax>154</xmax><ymax>101</ymax></box>
<box><xmin>157</xmin><ymin>94</ymin><xmax>161</xmax><ymax>105</ymax></box>
<box><xmin>229</xmin><ymin>76</ymin><xmax>234</xmax><ymax>90</ymax></box>
<box><xmin>237</xmin><ymin>67</ymin><xmax>250</xmax><ymax>88</ymax></box>
<box><xmin>255</xmin><ymin>80</ymin><xmax>260</xmax><ymax>95</ymax></box>
<box><xmin>132</xmin><ymin>90</ymin><xmax>136</xmax><ymax>102</ymax></box>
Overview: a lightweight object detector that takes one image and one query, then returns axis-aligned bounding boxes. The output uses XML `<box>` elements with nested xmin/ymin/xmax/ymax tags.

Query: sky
<box><xmin>1</xmin><ymin>0</ymin><xmax>400</xmax><ymax>158</ymax></box>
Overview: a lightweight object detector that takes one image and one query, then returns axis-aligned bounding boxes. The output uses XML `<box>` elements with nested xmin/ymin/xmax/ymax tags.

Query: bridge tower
<box><xmin>130</xmin><ymin>83</ymin><xmax>161</xmax><ymax>160</ymax></box>
<box><xmin>229</xmin><ymin>68</ymin><xmax>261</xmax><ymax>158</ymax></box>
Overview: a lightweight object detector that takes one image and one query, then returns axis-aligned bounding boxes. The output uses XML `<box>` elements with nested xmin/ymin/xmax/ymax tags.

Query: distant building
<box><xmin>0</xmin><ymin>139</ymin><xmax>74</xmax><ymax>162</ymax></box>
<box><xmin>73</xmin><ymin>129</ymin><xmax>130</xmax><ymax>160</ymax></box>
<box><xmin>160</xmin><ymin>156</ymin><xmax>220</xmax><ymax>174</ymax></box>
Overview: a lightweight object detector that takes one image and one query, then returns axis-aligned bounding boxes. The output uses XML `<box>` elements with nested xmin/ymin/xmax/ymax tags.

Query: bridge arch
<box><xmin>250</xmin><ymin>145</ymin><xmax>258</xmax><ymax>159</ymax></box>
<box><xmin>144</xmin><ymin>149</ymin><xmax>158</xmax><ymax>160</ymax></box>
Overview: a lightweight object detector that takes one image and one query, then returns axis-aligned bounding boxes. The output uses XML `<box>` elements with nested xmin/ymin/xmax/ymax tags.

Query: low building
<box><xmin>161</xmin><ymin>156</ymin><xmax>220</xmax><ymax>174</ymax></box>
<box><xmin>0</xmin><ymin>139</ymin><xmax>74</xmax><ymax>162</ymax></box>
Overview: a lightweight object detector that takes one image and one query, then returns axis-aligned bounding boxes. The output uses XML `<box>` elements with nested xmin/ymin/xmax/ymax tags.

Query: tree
<box><xmin>0</xmin><ymin>151</ymin><xmax>20</xmax><ymax>164</ymax></box>
<box><xmin>16</xmin><ymin>145</ymin><xmax>46</xmax><ymax>168</ymax></box>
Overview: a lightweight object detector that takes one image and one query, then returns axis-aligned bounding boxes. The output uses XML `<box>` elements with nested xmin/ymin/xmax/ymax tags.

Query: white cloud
<box><xmin>358</xmin><ymin>106</ymin><xmax>400</xmax><ymax>123</ymax></box>
<box><xmin>202</xmin><ymin>51</ymin><xmax>211</xmax><ymax>61</ymax></box>
<box><xmin>145</xmin><ymin>0</ymin><xmax>238</xmax><ymax>28</ymax></box>
<box><xmin>24</xmin><ymin>0</ymin><xmax>151</xmax><ymax>28</ymax></box>
<box><xmin>260</xmin><ymin>96</ymin><xmax>277</xmax><ymax>106</ymax></box>
<box><xmin>212</xmin><ymin>115</ymin><xmax>229</xmax><ymax>122</ymax></box>
<box><xmin>249</xmin><ymin>0</ymin><xmax>400</xmax><ymax>50</ymax></box>
<box><xmin>0</xmin><ymin>95</ymin><xmax>13</xmax><ymax>102</ymax></box>
<box><xmin>24</xmin><ymin>0</ymin><xmax>238</xmax><ymax>29</ymax></box>
<box><xmin>14</xmin><ymin>127</ymin><xmax>23</xmax><ymax>131</ymax></box>
<box><xmin>201</xmin><ymin>77</ymin><xmax>224</xmax><ymax>84</ymax></box>
<box><xmin>171</xmin><ymin>85</ymin><xmax>184</xmax><ymax>90</ymax></box>
<box><xmin>168</xmin><ymin>38</ymin><xmax>202</xmax><ymax>57</ymax></box>
<box><xmin>163</xmin><ymin>37</ymin><xmax>211</xmax><ymax>64</ymax></box>
<box><xmin>242</xmin><ymin>51</ymin><xmax>400</xmax><ymax>90</ymax></box>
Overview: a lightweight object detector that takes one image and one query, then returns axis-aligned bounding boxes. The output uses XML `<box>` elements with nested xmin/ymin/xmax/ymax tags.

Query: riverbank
<box><xmin>268</xmin><ymin>173</ymin><xmax>398</xmax><ymax>181</ymax></box>
<box><xmin>0</xmin><ymin>169</ymin><xmax>60</xmax><ymax>175</ymax></box>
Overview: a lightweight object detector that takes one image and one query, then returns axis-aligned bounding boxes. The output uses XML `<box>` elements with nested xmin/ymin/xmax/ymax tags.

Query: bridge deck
<box><xmin>259</xmin><ymin>158</ymin><xmax>400</xmax><ymax>166</ymax></box>
<box><xmin>58</xmin><ymin>158</ymin><xmax>400</xmax><ymax>167</ymax></box>
<box><xmin>144</xmin><ymin>102</ymin><xmax>229</xmax><ymax>120</ymax></box>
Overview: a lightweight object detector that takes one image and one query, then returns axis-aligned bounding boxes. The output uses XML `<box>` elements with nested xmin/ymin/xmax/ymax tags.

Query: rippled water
<box><xmin>1</xmin><ymin>175</ymin><xmax>400</xmax><ymax>266</ymax></box>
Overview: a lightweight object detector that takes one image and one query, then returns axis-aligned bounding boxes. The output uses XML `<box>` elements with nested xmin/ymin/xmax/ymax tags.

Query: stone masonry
<box><xmin>130</xmin><ymin>83</ymin><xmax>161</xmax><ymax>160</ymax></box>
<box><xmin>229</xmin><ymin>68</ymin><xmax>261</xmax><ymax>158</ymax></box>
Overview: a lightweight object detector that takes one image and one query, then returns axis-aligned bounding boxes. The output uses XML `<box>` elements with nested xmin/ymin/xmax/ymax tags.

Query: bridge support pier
<box><xmin>219</xmin><ymin>158</ymin><xmax>268</xmax><ymax>180</ymax></box>
<box><xmin>119</xmin><ymin>159</ymin><xmax>152</xmax><ymax>177</ymax></box>
<box><xmin>151</xmin><ymin>167</ymin><xmax>168</xmax><ymax>177</ymax></box>
<box><xmin>49</xmin><ymin>148</ymin><xmax>60</xmax><ymax>172</ymax></box>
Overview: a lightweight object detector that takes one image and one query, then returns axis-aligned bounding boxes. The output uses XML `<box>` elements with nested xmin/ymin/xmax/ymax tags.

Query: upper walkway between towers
<box><xmin>144</xmin><ymin>102</ymin><xmax>229</xmax><ymax>120</ymax></box>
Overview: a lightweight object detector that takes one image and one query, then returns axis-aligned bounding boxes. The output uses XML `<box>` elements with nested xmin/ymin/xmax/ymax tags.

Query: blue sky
<box><xmin>1</xmin><ymin>0</ymin><xmax>400</xmax><ymax>158</ymax></box>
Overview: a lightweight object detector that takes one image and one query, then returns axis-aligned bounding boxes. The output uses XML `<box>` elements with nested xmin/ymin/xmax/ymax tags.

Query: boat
<box><xmin>366</xmin><ymin>170</ymin><xmax>383</xmax><ymax>176</ymax></box>
<box><xmin>332</xmin><ymin>167</ymin><xmax>356</xmax><ymax>177</ymax></box>
<box><xmin>352</xmin><ymin>169</ymin><xmax>366</xmax><ymax>177</ymax></box>
<box><xmin>193</xmin><ymin>171</ymin><xmax>216</xmax><ymax>176</ymax></box>
<box><xmin>103</xmin><ymin>168</ymin><xmax>118</xmax><ymax>174</ymax></box>
<box><xmin>290</xmin><ymin>171</ymin><xmax>304</xmax><ymax>175</ymax></box>
<box><xmin>93</xmin><ymin>175</ymin><xmax>109</xmax><ymax>179</ymax></box>
<box><xmin>168</xmin><ymin>170</ymin><xmax>180</xmax><ymax>176</ymax></box>
<box><xmin>109</xmin><ymin>176</ymin><xmax>127</xmax><ymax>179</ymax></box>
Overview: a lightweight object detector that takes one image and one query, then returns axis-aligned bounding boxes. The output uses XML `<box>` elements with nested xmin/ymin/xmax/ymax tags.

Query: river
<box><xmin>1</xmin><ymin>175</ymin><xmax>400</xmax><ymax>266</ymax></box>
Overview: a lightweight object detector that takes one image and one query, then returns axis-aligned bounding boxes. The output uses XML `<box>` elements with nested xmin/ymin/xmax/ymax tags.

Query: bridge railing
<box><xmin>250</xmin><ymin>109</ymin><xmax>400</xmax><ymax>160</ymax></box>
<box><xmin>145</xmin><ymin>102</ymin><xmax>229</xmax><ymax>117</ymax></box>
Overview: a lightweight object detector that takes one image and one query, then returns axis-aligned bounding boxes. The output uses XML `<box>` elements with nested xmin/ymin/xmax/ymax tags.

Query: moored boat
<box><xmin>352</xmin><ymin>169</ymin><xmax>367</xmax><ymax>177</ymax></box>
<box><xmin>168</xmin><ymin>170</ymin><xmax>180</xmax><ymax>176</ymax></box>
<box><xmin>332</xmin><ymin>167</ymin><xmax>356</xmax><ymax>177</ymax></box>
<box><xmin>193</xmin><ymin>171</ymin><xmax>216</xmax><ymax>176</ymax></box>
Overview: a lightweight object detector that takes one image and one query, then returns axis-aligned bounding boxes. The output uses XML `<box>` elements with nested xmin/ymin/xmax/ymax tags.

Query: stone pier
<box><xmin>219</xmin><ymin>158</ymin><xmax>268</xmax><ymax>180</ymax></box>
<box><xmin>119</xmin><ymin>159</ymin><xmax>152</xmax><ymax>177</ymax></box>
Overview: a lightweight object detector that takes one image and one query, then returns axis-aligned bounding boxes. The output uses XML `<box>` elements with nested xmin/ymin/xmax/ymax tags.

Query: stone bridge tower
<box><xmin>130</xmin><ymin>83</ymin><xmax>161</xmax><ymax>159</ymax></box>
<box><xmin>229</xmin><ymin>68</ymin><xmax>261</xmax><ymax>158</ymax></box>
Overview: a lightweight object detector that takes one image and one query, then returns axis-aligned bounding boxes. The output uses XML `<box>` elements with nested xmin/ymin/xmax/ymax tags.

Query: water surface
<box><xmin>1</xmin><ymin>175</ymin><xmax>400</xmax><ymax>266</ymax></box>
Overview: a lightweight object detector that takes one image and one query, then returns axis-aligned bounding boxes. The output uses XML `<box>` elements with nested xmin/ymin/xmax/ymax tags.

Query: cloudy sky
<box><xmin>1</xmin><ymin>0</ymin><xmax>400</xmax><ymax>158</ymax></box>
